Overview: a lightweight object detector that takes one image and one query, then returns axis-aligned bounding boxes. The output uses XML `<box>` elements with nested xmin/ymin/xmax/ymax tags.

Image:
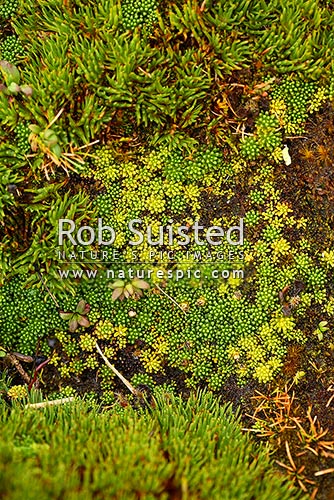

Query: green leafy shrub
<box><xmin>11</xmin><ymin>0</ymin><xmax>334</xmax><ymax>149</ymax></box>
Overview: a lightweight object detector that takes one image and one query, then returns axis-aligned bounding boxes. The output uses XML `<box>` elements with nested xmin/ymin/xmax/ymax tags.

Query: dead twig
<box><xmin>25</xmin><ymin>397</ymin><xmax>75</xmax><ymax>409</ymax></box>
<box><xmin>35</xmin><ymin>268</ymin><xmax>60</xmax><ymax>309</ymax></box>
<box><xmin>314</xmin><ymin>468</ymin><xmax>334</xmax><ymax>477</ymax></box>
<box><xmin>7</xmin><ymin>353</ymin><xmax>31</xmax><ymax>385</ymax></box>
<box><xmin>155</xmin><ymin>284</ymin><xmax>187</xmax><ymax>315</ymax></box>
<box><xmin>95</xmin><ymin>342</ymin><xmax>139</xmax><ymax>396</ymax></box>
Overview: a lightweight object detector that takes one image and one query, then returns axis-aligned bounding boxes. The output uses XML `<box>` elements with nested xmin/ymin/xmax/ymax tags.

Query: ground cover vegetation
<box><xmin>0</xmin><ymin>391</ymin><xmax>303</xmax><ymax>500</ymax></box>
<box><xmin>1</xmin><ymin>0</ymin><xmax>334</xmax><ymax>498</ymax></box>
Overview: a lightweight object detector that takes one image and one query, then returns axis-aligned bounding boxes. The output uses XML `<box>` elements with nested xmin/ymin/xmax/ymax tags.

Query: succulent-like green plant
<box><xmin>0</xmin><ymin>60</ymin><xmax>32</xmax><ymax>96</ymax></box>
<box><xmin>109</xmin><ymin>278</ymin><xmax>150</xmax><ymax>301</ymax></box>
<box><xmin>60</xmin><ymin>300</ymin><xmax>91</xmax><ymax>333</ymax></box>
<box><xmin>28</xmin><ymin>124</ymin><xmax>62</xmax><ymax>159</ymax></box>
<box><xmin>26</xmin><ymin>109</ymin><xmax>90</xmax><ymax>179</ymax></box>
<box><xmin>313</xmin><ymin>321</ymin><xmax>329</xmax><ymax>341</ymax></box>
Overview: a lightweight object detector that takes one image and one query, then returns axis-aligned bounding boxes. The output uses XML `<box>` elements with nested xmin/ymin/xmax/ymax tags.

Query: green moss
<box><xmin>0</xmin><ymin>277</ymin><xmax>60</xmax><ymax>354</ymax></box>
<box><xmin>0</xmin><ymin>35</ymin><xmax>24</xmax><ymax>64</ymax></box>
<box><xmin>0</xmin><ymin>0</ymin><xmax>333</xmax><ymax>409</ymax></box>
<box><xmin>0</xmin><ymin>392</ymin><xmax>301</xmax><ymax>500</ymax></box>
<box><xmin>0</xmin><ymin>0</ymin><xmax>18</xmax><ymax>20</ymax></box>
<box><xmin>121</xmin><ymin>0</ymin><xmax>158</xmax><ymax>31</ymax></box>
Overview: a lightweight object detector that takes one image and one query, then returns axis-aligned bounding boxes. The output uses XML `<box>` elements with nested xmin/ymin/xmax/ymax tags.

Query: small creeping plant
<box><xmin>60</xmin><ymin>299</ymin><xmax>90</xmax><ymax>332</ymax></box>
